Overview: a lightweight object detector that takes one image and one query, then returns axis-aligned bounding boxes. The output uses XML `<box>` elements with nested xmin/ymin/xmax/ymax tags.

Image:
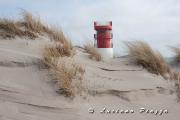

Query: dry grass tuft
<box><xmin>125</xmin><ymin>41</ymin><xmax>170</xmax><ymax>78</ymax></box>
<box><xmin>0</xmin><ymin>18</ymin><xmax>36</xmax><ymax>39</ymax></box>
<box><xmin>42</xmin><ymin>45</ymin><xmax>62</xmax><ymax>65</ymax></box>
<box><xmin>43</xmin><ymin>42</ymin><xmax>72</xmax><ymax>61</ymax></box>
<box><xmin>169</xmin><ymin>46</ymin><xmax>180</xmax><ymax>87</ymax></box>
<box><xmin>169</xmin><ymin>70</ymin><xmax>180</xmax><ymax>88</ymax></box>
<box><xmin>43</xmin><ymin>52</ymin><xmax>85</xmax><ymax>97</ymax></box>
<box><xmin>20</xmin><ymin>11</ymin><xmax>73</xmax><ymax>57</ymax></box>
<box><xmin>42</xmin><ymin>42</ymin><xmax>83</xmax><ymax>97</ymax></box>
<box><xmin>41</xmin><ymin>29</ymin><xmax>81</xmax><ymax>97</ymax></box>
<box><xmin>0</xmin><ymin>19</ymin><xmax>21</xmax><ymax>37</ymax></box>
<box><xmin>52</xmin><ymin>60</ymin><xmax>84</xmax><ymax>97</ymax></box>
<box><xmin>46</xmin><ymin>27</ymin><xmax>73</xmax><ymax>56</ymax></box>
<box><xmin>0</xmin><ymin>18</ymin><xmax>38</xmax><ymax>39</ymax></box>
<box><xmin>84</xmin><ymin>42</ymin><xmax>102</xmax><ymax>61</ymax></box>
<box><xmin>170</xmin><ymin>46</ymin><xmax>180</xmax><ymax>64</ymax></box>
<box><xmin>0</xmin><ymin>10</ymin><xmax>50</xmax><ymax>39</ymax></box>
<box><xmin>20</xmin><ymin>10</ymin><xmax>49</xmax><ymax>34</ymax></box>
<box><xmin>42</xmin><ymin>41</ymin><xmax>83</xmax><ymax>97</ymax></box>
<box><xmin>0</xmin><ymin>32</ymin><xmax>15</xmax><ymax>39</ymax></box>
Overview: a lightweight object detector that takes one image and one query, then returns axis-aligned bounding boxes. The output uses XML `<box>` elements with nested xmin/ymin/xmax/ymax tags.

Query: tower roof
<box><xmin>94</xmin><ymin>21</ymin><xmax>112</xmax><ymax>30</ymax></box>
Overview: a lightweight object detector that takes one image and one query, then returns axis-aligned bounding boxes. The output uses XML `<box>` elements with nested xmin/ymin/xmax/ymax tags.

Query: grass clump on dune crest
<box><xmin>0</xmin><ymin>18</ymin><xmax>37</xmax><ymax>39</ymax></box>
<box><xmin>125</xmin><ymin>41</ymin><xmax>170</xmax><ymax>78</ymax></box>
<box><xmin>125</xmin><ymin>41</ymin><xmax>180</xmax><ymax>87</ymax></box>
<box><xmin>0</xmin><ymin>10</ymin><xmax>56</xmax><ymax>39</ymax></box>
<box><xmin>21</xmin><ymin>11</ymin><xmax>73</xmax><ymax>58</ymax></box>
<box><xmin>0</xmin><ymin>10</ymin><xmax>73</xmax><ymax>57</ymax></box>
<box><xmin>0</xmin><ymin>19</ymin><xmax>22</xmax><ymax>37</ymax></box>
<box><xmin>84</xmin><ymin>42</ymin><xmax>102</xmax><ymax>61</ymax></box>
<box><xmin>20</xmin><ymin>10</ymin><xmax>50</xmax><ymax>34</ymax></box>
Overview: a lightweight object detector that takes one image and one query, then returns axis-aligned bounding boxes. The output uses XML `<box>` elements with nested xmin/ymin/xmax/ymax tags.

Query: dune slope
<box><xmin>0</xmin><ymin>37</ymin><xmax>180</xmax><ymax>120</ymax></box>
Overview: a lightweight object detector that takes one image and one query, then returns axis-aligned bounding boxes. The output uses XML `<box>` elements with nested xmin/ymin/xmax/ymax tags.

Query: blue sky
<box><xmin>0</xmin><ymin>0</ymin><xmax>180</xmax><ymax>57</ymax></box>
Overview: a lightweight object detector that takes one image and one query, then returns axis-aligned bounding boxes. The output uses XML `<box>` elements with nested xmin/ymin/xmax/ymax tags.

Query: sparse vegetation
<box><xmin>42</xmin><ymin>41</ymin><xmax>84</xmax><ymax>97</ymax></box>
<box><xmin>0</xmin><ymin>18</ymin><xmax>37</xmax><ymax>39</ymax></box>
<box><xmin>125</xmin><ymin>41</ymin><xmax>180</xmax><ymax>87</ymax></box>
<box><xmin>20</xmin><ymin>10</ymin><xmax>48</xmax><ymax>34</ymax></box>
<box><xmin>125</xmin><ymin>41</ymin><xmax>170</xmax><ymax>77</ymax></box>
<box><xmin>43</xmin><ymin>42</ymin><xmax>72</xmax><ymax>61</ymax></box>
<box><xmin>84</xmin><ymin>42</ymin><xmax>102</xmax><ymax>61</ymax></box>
<box><xmin>169</xmin><ymin>46</ymin><xmax>180</xmax><ymax>87</ymax></box>
<box><xmin>45</xmin><ymin>27</ymin><xmax>73</xmax><ymax>57</ymax></box>
<box><xmin>170</xmin><ymin>46</ymin><xmax>180</xmax><ymax>64</ymax></box>
<box><xmin>44</xmin><ymin>58</ymin><xmax>85</xmax><ymax>97</ymax></box>
<box><xmin>0</xmin><ymin>10</ymin><xmax>84</xmax><ymax>97</ymax></box>
<box><xmin>57</xmin><ymin>60</ymin><xmax>84</xmax><ymax>97</ymax></box>
<box><xmin>0</xmin><ymin>10</ymin><xmax>70</xmax><ymax>41</ymax></box>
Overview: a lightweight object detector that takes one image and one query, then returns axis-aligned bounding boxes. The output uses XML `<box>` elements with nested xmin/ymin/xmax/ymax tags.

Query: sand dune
<box><xmin>0</xmin><ymin>37</ymin><xmax>180</xmax><ymax>120</ymax></box>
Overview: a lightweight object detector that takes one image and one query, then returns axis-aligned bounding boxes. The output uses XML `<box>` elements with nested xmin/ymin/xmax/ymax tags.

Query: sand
<box><xmin>0</xmin><ymin>37</ymin><xmax>180</xmax><ymax>120</ymax></box>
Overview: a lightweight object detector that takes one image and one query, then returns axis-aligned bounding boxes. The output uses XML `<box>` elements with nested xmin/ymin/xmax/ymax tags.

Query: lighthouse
<box><xmin>94</xmin><ymin>21</ymin><xmax>113</xmax><ymax>59</ymax></box>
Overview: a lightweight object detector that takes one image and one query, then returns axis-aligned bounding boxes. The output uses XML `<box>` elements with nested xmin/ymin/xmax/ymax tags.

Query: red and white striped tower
<box><xmin>94</xmin><ymin>21</ymin><xmax>113</xmax><ymax>58</ymax></box>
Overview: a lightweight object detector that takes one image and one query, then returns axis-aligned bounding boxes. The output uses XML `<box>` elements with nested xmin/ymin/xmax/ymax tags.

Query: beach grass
<box><xmin>125</xmin><ymin>41</ymin><xmax>170</xmax><ymax>77</ymax></box>
<box><xmin>84</xmin><ymin>42</ymin><xmax>102</xmax><ymax>61</ymax></box>
<box><xmin>0</xmin><ymin>10</ymin><xmax>84</xmax><ymax>97</ymax></box>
